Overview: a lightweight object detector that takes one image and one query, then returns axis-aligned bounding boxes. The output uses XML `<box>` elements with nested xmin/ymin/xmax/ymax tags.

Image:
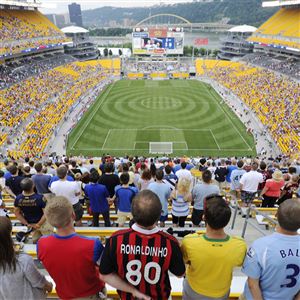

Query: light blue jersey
<box><xmin>242</xmin><ymin>232</ymin><xmax>300</xmax><ymax>300</ymax></box>
<box><xmin>148</xmin><ymin>182</ymin><xmax>171</xmax><ymax>216</ymax></box>
<box><xmin>230</xmin><ymin>169</ymin><xmax>246</xmax><ymax>191</ymax></box>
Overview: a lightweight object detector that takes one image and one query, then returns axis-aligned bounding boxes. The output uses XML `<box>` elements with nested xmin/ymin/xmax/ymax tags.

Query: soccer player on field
<box><xmin>181</xmin><ymin>195</ymin><xmax>247</xmax><ymax>300</ymax></box>
<box><xmin>240</xmin><ymin>198</ymin><xmax>300</xmax><ymax>300</ymax></box>
<box><xmin>99</xmin><ymin>190</ymin><xmax>186</xmax><ymax>300</ymax></box>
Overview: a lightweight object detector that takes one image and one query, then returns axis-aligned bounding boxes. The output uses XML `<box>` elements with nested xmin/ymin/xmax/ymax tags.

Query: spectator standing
<box><xmin>84</xmin><ymin>172</ymin><xmax>111</xmax><ymax>227</ymax></box>
<box><xmin>86</xmin><ymin>159</ymin><xmax>96</xmax><ymax>172</ymax></box>
<box><xmin>78</xmin><ymin>160</ymin><xmax>89</xmax><ymax>174</ymax></box>
<box><xmin>230</xmin><ymin>160</ymin><xmax>246</xmax><ymax>200</ymax></box>
<box><xmin>119</xmin><ymin>163</ymin><xmax>135</xmax><ymax>186</ymax></box>
<box><xmin>148</xmin><ymin>169</ymin><xmax>171</xmax><ymax>227</ymax></box>
<box><xmin>69</xmin><ymin>160</ymin><xmax>82</xmax><ymax>176</ymax></box>
<box><xmin>0</xmin><ymin>216</ymin><xmax>53</xmax><ymax>299</ymax></box>
<box><xmin>28</xmin><ymin>161</ymin><xmax>36</xmax><ymax>175</ymax></box>
<box><xmin>241</xmin><ymin>199</ymin><xmax>300</xmax><ymax>300</ymax></box>
<box><xmin>260</xmin><ymin>170</ymin><xmax>285</xmax><ymax>207</ymax></box>
<box><xmin>214</xmin><ymin>159</ymin><xmax>227</xmax><ymax>190</ymax></box>
<box><xmin>14</xmin><ymin>178</ymin><xmax>52</xmax><ymax>243</ymax></box>
<box><xmin>31</xmin><ymin>162</ymin><xmax>51</xmax><ymax>197</ymax></box>
<box><xmin>112</xmin><ymin>173</ymin><xmax>138</xmax><ymax>227</ymax></box>
<box><xmin>99</xmin><ymin>190</ymin><xmax>185</xmax><ymax>300</ymax></box>
<box><xmin>207</xmin><ymin>161</ymin><xmax>216</xmax><ymax>180</ymax></box>
<box><xmin>170</xmin><ymin>178</ymin><xmax>192</xmax><ymax>227</ymax></box>
<box><xmin>46</xmin><ymin>160</ymin><xmax>56</xmax><ymax>176</ymax></box>
<box><xmin>239</xmin><ymin>162</ymin><xmax>263</xmax><ymax>216</ymax></box>
<box><xmin>98</xmin><ymin>163</ymin><xmax>120</xmax><ymax>196</ymax></box>
<box><xmin>198</xmin><ymin>158</ymin><xmax>207</xmax><ymax>172</ymax></box>
<box><xmin>37</xmin><ymin>196</ymin><xmax>107</xmax><ymax>299</ymax></box>
<box><xmin>191</xmin><ymin>170</ymin><xmax>220</xmax><ymax>226</ymax></box>
<box><xmin>137</xmin><ymin>169</ymin><xmax>154</xmax><ymax>191</ymax></box>
<box><xmin>49</xmin><ymin>166</ymin><xmax>83</xmax><ymax>226</ymax></box>
<box><xmin>257</xmin><ymin>161</ymin><xmax>271</xmax><ymax>194</ymax></box>
<box><xmin>163</xmin><ymin>164</ymin><xmax>178</xmax><ymax>191</ymax></box>
<box><xmin>5</xmin><ymin>164</ymin><xmax>24</xmax><ymax>198</ymax></box>
<box><xmin>175</xmin><ymin>162</ymin><xmax>193</xmax><ymax>181</ymax></box>
<box><xmin>181</xmin><ymin>196</ymin><xmax>247</xmax><ymax>300</ymax></box>
<box><xmin>0</xmin><ymin>170</ymin><xmax>7</xmax><ymax>192</ymax></box>
<box><xmin>98</xmin><ymin>163</ymin><xmax>120</xmax><ymax>213</ymax></box>
<box><xmin>226</xmin><ymin>159</ymin><xmax>237</xmax><ymax>185</ymax></box>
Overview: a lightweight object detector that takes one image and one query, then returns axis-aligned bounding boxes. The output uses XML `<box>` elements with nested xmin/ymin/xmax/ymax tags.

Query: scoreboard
<box><xmin>132</xmin><ymin>27</ymin><xmax>184</xmax><ymax>55</ymax></box>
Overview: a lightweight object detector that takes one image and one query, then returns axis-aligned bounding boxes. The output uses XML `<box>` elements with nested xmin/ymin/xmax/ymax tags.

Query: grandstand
<box><xmin>0</xmin><ymin>9</ymin><xmax>70</xmax><ymax>58</ymax></box>
<box><xmin>247</xmin><ymin>1</ymin><xmax>300</xmax><ymax>55</ymax></box>
<box><xmin>196</xmin><ymin>59</ymin><xmax>300</xmax><ymax>156</ymax></box>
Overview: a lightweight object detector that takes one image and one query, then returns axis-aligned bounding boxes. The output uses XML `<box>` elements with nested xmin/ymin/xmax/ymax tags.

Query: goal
<box><xmin>149</xmin><ymin>142</ymin><xmax>173</xmax><ymax>154</ymax></box>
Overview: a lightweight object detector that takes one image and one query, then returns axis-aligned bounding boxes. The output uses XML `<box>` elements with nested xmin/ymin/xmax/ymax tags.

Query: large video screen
<box><xmin>132</xmin><ymin>28</ymin><xmax>184</xmax><ymax>55</ymax></box>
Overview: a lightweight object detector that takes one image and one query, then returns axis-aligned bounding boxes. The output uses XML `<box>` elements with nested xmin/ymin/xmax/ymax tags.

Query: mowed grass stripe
<box><xmin>67</xmin><ymin>80</ymin><xmax>256</xmax><ymax>157</ymax></box>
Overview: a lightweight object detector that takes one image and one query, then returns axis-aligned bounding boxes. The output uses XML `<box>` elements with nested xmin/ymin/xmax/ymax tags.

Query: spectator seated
<box><xmin>196</xmin><ymin>59</ymin><xmax>300</xmax><ymax>155</ymax></box>
<box><xmin>0</xmin><ymin>9</ymin><xmax>71</xmax><ymax>57</ymax></box>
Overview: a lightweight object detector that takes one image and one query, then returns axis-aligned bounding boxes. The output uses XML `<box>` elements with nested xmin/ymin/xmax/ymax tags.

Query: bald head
<box><xmin>131</xmin><ymin>190</ymin><xmax>162</xmax><ymax>227</ymax></box>
<box><xmin>278</xmin><ymin>199</ymin><xmax>300</xmax><ymax>232</ymax></box>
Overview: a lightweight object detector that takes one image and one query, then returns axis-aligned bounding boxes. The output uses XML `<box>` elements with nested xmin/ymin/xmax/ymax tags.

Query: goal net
<box><xmin>149</xmin><ymin>142</ymin><xmax>173</xmax><ymax>154</ymax></box>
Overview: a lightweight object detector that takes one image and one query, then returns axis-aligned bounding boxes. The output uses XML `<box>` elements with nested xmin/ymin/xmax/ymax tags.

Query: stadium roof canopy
<box><xmin>228</xmin><ymin>25</ymin><xmax>257</xmax><ymax>33</ymax></box>
<box><xmin>0</xmin><ymin>0</ymin><xmax>41</xmax><ymax>8</ymax></box>
<box><xmin>262</xmin><ymin>0</ymin><xmax>300</xmax><ymax>7</ymax></box>
<box><xmin>61</xmin><ymin>26</ymin><xmax>89</xmax><ymax>34</ymax></box>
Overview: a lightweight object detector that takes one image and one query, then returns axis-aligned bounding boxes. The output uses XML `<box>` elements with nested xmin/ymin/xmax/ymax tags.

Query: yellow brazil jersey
<box><xmin>181</xmin><ymin>233</ymin><xmax>247</xmax><ymax>298</ymax></box>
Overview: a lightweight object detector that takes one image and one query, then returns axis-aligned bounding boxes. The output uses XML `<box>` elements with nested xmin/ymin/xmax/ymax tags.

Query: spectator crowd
<box><xmin>0</xmin><ymin>154</ymin><xmax>299</xmax><ymax>300</ymax></box>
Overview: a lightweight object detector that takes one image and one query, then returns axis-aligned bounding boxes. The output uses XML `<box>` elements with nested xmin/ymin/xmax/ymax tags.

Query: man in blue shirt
<box><xmin>32</xmin><ymin>162</ymin><xmax>51</xmax><ymax>195</ymax></box>
<box><xmin>84</xmin><ymin>172</ymin><xmax>110</xmax><ymax>227</ymax></box>
<box><xmin>230</xmin><ymin>160</ymin><xmax>246</xmax><ymax>200</ymax></box>
<box><xmin>14</xmin><ymin>178</ymin><xmax>52</xmax><ymax>243</ymax></box>
<box><xmin>148</xmin><ymin>169</ymin><xmax>171</xmax><ymax>227</ymax></box>
<box><xmin>226</xmin><ymin>159</ymin><xmax>237</xmax><ymax>184</ymax></box>
<box><xmin>112</xmin><ymin>173</ymin><xmax>138</xmax><ymax>227</ymax></box>
<box><xmin>241</xmin><ymin>198</ymin><xmax>300</xmax><ymax>300</ymax></box>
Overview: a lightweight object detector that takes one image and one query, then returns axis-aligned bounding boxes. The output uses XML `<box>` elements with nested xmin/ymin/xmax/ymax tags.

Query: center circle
<box><xmin>141</xmin><ymin>97</ymin><xmax>182</xmax><ymax>110</ymax></box>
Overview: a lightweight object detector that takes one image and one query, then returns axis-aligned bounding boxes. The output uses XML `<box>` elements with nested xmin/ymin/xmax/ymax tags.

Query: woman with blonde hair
<box><xmin>170</xmin><ymin>178</ymin><xmax>192</xmax><ymax>227</ymax></box>
<box><xmin>0</xmin><ymin>216</ymin><xmax>52</xmax><ymax>299</ymax></box>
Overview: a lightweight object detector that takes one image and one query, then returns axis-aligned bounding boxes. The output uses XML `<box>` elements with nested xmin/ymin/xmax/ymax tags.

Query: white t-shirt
<box><xmin>175</xmin><ymin>169</ymin><xmax>193</xmax><ymax>181</ymax></box>
<box><xmin>50</xmin><ymin>180</ymin><xmax>80</xmax><ymax>205</ymax></box>
<box><xmin>239</xmin><ymin>170</ymin><xmax>264</xmax><ymax>193</ymax></box>
<box><xmin>0</xmin><ymin>199</ymin><xmax>7</xmax><ymax>216</ymax></box>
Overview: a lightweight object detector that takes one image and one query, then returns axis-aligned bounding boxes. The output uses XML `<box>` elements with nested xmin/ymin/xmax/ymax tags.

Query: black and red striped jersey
<box><xmin>99</xmin><ymin>223</ymin><xmax>185</xmax><ymax>300</ymax></box>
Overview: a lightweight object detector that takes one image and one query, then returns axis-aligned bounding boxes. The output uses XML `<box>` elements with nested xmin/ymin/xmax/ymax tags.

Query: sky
<box><xmin>40</xmin><ymin>0</ymin><xmax>194</xmax><ymax>14</ymax></box>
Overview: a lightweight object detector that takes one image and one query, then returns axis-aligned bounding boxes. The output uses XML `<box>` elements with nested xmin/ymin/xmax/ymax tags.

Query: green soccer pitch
<box><xmin>67</xmin><ymin>80</ymin><xmax>256</xmax><ymax>157</ymax></box>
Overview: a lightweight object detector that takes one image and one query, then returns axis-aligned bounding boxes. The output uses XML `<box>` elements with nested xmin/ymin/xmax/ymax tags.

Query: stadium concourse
<box><xmin>0</xmin><ymin>1</ymin><xmax>300</xmax><ymax>300</ymax></box>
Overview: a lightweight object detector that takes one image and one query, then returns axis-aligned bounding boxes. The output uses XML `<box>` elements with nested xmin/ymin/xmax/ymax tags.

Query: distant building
<box><xmin>218</xmin><ymin>25</ymin><xmax>257</xmax><ymax>61</ymax></box>
<box><xmin>68</xmin><ymin>3</ymin><xmax>83</xmax><ymax>27</ymax></box>
<box><xmin>55</xmin><ymin>14</ymin><xmax>67</xmax><ymax>28</ymax></box>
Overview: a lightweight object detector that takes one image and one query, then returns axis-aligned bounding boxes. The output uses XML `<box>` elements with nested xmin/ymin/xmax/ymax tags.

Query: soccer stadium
<box><xmin>0</xmin><ymin>0</ymin><xmax>299</xmax><ymax>299</ymax></box>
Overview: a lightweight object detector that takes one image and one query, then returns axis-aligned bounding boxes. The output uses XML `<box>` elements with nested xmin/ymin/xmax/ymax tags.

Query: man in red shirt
<box><xmin>38</xmin><ymin>196</ymin><xmax>148</xmax><ymax>300</ymax></box>
<box><xmin>100</xmin><ymin>190</ymin><xmax>186</xmax><ymax>300</ymax></box>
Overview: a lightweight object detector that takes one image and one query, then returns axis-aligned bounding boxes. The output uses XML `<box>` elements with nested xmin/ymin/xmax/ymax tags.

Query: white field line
<box><xmin>133</xmin><ymin>141</ymin><xmax>188</xmax><ymax>150</ymax></box>
<box><xmin>76</xmin><ymin>148</ymin><xmax>251</xmax><ymax>151</ymax></box>
<box><xmin>204</xmin><ymin>83</ymin><xmax>253</xmax><ymax>151</ymax></box>
<box><xmin>101</xmin><ymin>129</ymin><xmax>112</xmax><ymax>150</ymax></box>
<box><xmin>71</xmin><ymin>83</ymin><xmax>115</xmax><ymax>150</ymax></box>
<box><xmin>210</xmin><ymin>129</ymin><xmax>221</xmax><ymax>150</ymax></box>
